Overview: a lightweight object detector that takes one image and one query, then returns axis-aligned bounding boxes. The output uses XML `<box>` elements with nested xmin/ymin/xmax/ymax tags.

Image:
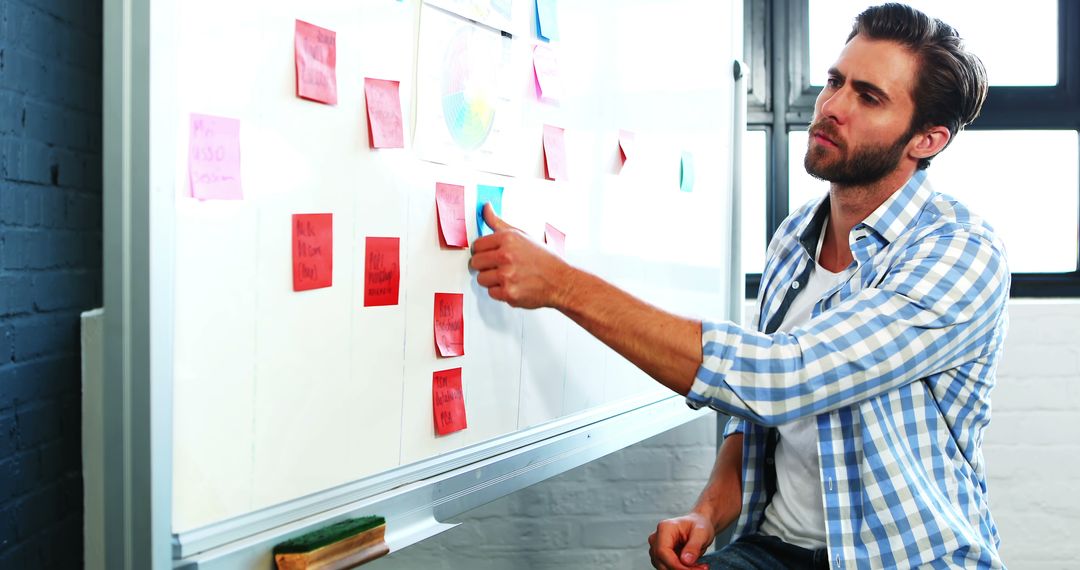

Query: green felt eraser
<box><xmin>273</xmin><ymin>516</ymin><xmax>386</xmax><ymax>555</ymax></box>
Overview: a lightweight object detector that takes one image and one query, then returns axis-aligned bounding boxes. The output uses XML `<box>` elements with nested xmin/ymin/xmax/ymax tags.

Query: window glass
<box><xmin>808</xmin><ymin>0</ymin><xmax>1058</xmax><ymax>87</ymax></box>
<box><xmin>788</xmin><ymin>130</ymin><xmax>1079</xmax><ymax>273</ymax></box>
<box><xmin>742</xmin><ymin>130</ymin><xmax>768</xmax><ymax>274</ymax></box>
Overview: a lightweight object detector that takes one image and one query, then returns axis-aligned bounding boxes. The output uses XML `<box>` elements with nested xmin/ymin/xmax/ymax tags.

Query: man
<box><xmin>470</xmin><ymin>3</ymin><xmax>1007</xmax><ymax>568</ymax></box>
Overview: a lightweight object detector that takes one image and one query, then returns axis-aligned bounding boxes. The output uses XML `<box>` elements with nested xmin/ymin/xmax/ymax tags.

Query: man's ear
<box><xmin>909</xmin><ymin>125</ymin><xmax>951</xmax><ymax>162</ymax></box>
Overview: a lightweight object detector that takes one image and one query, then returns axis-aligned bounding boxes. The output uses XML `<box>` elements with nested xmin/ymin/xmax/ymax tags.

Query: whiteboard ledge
<box><xmin>173</xmin><ymin>395</ymin><xmax>707</xmax><ymax>568</ymax></box>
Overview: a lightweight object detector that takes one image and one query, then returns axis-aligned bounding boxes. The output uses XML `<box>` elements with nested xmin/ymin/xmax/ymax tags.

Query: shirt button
<box><xmin>836</xmin><ymin>554</ymin><xmax>843</xmax><ymax>568</ymax></box>
<box><xmin>792</xmin><ymin>281</ymin><xmax>801</xmax><ymax>290</ymax></box>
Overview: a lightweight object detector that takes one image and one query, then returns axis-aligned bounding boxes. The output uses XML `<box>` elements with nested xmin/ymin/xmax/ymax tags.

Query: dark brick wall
<box><xmin>0</xmin><ymin>0</ymin><xmax>102</xmax><ymax>567</ymax></box>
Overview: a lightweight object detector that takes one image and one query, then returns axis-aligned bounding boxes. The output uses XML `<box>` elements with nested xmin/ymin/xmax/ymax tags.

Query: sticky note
<box><xmin>532</xmin><ymin>44</ymin><xmax>563</xmax><ymax>101</ymax></box>
<box><xmin>434</xmin><ymin>293</ymin><xmax>464</xmax><ymax>357</ymax></box>
<box><xmin>435</xmin><ymin>183</ymin><xmax>468</xmax><ymax>248</ymax></box>
<box><xmin>364</xmin><ymin>78</ymin><xmax>405</xmax><ymax>149</ymax></box>
<box><xmin>188</xmin><ymin>114</ymin><xmax>243</xmax><ymax>200</ymax></box>
<box><xmin>544</xmin><ymin>223</ymin><xmax>566</xmax><ymax>255</ymax></box>
<box><xmin>476</xmin><ymin>184</ymin><xmax>504</xmax><ymax>237</ymax></box>
<box><xmin>535</xmin><ymin>0</ymin><xmax>559</xmax><ymax>42</ymax></box>
<box><xmin>680</xmin><ymin>151</ymin><xmax>695</xmax><ymax>193</ymax></box>
<box><xmin>292</xmin><ymin>213</ymin><xmax>333</xmax><ymax>291</ymax></box>
<box><xmin>433</xmin><ymin>367</ymin><xmax>467</xmax><ymax>436</ymax></box>
<box><xmin>618</xmin><ymin>130</ymin><xmax>635</xmax><ymax>169</ymax></box>
<box><xmin>364</xmin><ymin>237</ymin><xmax>400</xmax><ymax>307</ymax></box>
<box><xmin>294</xmin><ymin>20</ymin><xmax>337</xmax><ymax>105</ymax></box>
<box><xmin>542</xmin><ymin>125</ymin><xmax>568</xmax><ymax>181</ymax></box>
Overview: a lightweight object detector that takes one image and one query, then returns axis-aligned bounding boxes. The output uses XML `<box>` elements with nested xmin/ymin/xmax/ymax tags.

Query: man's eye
<box><xmin>826</xmin><ymin>77</ymin><xmax>841</xmax><ymax>88</ymax></box>
<box><xmin>860</xmin><ymin>93</ymin><xmax>880</xmax><ymax>105</ymax></box>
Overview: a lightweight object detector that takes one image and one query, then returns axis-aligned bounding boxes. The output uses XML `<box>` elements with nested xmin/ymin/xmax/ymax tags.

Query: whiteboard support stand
<box><xmin>102</xmin><ymin>0</ymin><xmax>174</xmax><ymax>568</ymax></box>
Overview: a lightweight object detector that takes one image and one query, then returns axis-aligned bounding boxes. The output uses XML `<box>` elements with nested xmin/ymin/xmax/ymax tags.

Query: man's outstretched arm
<box><xmin>469</xmin><ymin>204</ymin><xmax>702</xmax><ymax>396</ymax></box>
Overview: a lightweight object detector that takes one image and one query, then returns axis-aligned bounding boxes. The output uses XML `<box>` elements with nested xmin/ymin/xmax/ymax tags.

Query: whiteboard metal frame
<box><xmin>101</xmin><ymin>3</ymin><xmax>745</xmax><ymax>569</ymax></box>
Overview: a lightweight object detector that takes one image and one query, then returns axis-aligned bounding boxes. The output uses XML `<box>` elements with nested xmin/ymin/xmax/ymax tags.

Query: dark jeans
<box><xmin>697</xmin><ymin>534</ymin><xmax>830</xmax><ymax>570</ymax></box>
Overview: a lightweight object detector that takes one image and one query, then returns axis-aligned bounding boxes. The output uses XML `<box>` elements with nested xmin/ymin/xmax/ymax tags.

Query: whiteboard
<box><xmin>100</xmin><ymin>0</ymin><xmax>743</xmax><ymax>566</ymax></box>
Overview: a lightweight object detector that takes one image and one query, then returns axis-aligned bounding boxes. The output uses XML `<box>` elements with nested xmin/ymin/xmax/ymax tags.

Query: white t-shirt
<box><xmin>757</xmin><ymin>220</ymin><xmax>851</xmax><ymax>550</ymax></box>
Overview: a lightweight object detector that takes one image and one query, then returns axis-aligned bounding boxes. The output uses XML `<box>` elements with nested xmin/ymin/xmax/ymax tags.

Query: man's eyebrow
<box><xmin>826</xmin><ymin>67</ymin><xmax>893</xmax><ymax>103</ymax></box>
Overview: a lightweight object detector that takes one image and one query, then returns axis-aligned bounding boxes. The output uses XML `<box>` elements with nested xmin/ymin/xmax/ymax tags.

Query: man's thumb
<box><xmin>680</xmin><ymin>531</ymin><xmax>710</xmax><ymax>565</ymax></box>
<box><xmin>482</xmin><ymin>202</ymin><xmax>510</xmax><ymax>232</ymax></box>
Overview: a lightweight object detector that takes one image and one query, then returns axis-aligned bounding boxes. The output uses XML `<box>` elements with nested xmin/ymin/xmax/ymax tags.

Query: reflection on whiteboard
<box><xmin>424</xmin><ymin>0</ymin><xmax>514</xmax><ymax>33</ymax></box>
<box><xmin>415</xmin><ymin>5</ymin><xmax>525</xmax><ymax>175</ymax></box>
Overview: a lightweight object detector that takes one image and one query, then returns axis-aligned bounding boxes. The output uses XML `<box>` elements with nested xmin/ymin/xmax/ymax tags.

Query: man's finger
<box><xmin>469</xmin><ymin>250</ymin><xmax>503</xmax><ymax>272</ymax></box>
<box><xmin>476</xmin><ymin>269</ymin><xmax>501</xmax><ymax>288</ymax></box>
<box><xmin>471</xmin><ymin>233</ymin><xmax>501</xmax><ymax>255</ymax></box>
<box><xmin>678</xmin><ymin>529</ymin><xmax>710</xmax><ymax>568</ymax></box>
<box><xmin>482</xmin><ymin>202</ymin><xmax>513</xmax><ymax>233</ymax></box>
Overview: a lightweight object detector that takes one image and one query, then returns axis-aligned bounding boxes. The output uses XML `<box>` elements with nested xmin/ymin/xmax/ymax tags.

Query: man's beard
<box><xmin>804</xmin><ymin>121</ymin><xmax>911</xmax><ymax>186</ymax></box>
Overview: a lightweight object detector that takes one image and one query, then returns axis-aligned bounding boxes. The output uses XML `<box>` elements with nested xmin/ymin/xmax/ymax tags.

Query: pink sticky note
<box><xmin>618</xmin><ymin>129</ymin><xmax>635</xmax><ymax>169</ymax></box>
<box><xmin>544</xmin><ymin>223</ymin><xmax>565</xmax><ymax>255</ymax></box>
<box><xmin>294</xmin><ymin>20</ymin><xmax>338</xmax><ymax>105</ymax></box>
<box><xmin>364</xmin><ymin>237</ymin><xmax>400</xmax><ymax>307</ymax></box>
<box><xmin>365</xmin><ymin>78</ymin><xmax>405</xmax><ymax>149</ymax></box>
<box><xmin>188</xmin><ymin>114</ymin><xmax>243</xmax><ymax>200</ymax></box>
<box><xmin>435</xmin><ymin>183</ymin><xmax>468</xmax><ymax>248</ymax></box>
<box><xmin>532</xmin><ymin>44</ymin><xmax>563</xmax><ymax>101</ymax></box>
<box><xmin>433</xmin><ymin>367</ymin><xmax>467</xmax><ymax>436</ymax></box>
<box><xmin>434</xmin><ymin>293</ymin><xmax>464</xmax><ymax>357</ymax></box>
<box><xmin>543</xmin><ymin>124</ymin><xmax>568</xmax><ymax>181</ymax></box>
<box><xmin>292</xmin><ymin>213</ymin><xmax>333</xmax><ymax>291</ymax></box>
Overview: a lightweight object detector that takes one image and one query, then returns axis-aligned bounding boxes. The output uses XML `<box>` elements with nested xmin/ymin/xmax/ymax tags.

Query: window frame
<box><xmin>744</xmin><ymin>0</ymin><xmax>1080</xmax><ymax>298</ymax></box>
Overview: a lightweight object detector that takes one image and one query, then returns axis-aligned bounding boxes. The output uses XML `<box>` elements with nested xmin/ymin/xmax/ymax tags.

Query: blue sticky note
<box><xmin>476</xmin><ymin>184</ymin><xmax>504</xmax><ymax>237</ymax></box>
<box><xmin>536</xmin><ymin>0</ymin><xmax>559</xmax><ymax>42</ymax></box>
<box><xmin>680</xmin><ymin>151</ymin><xmax>695</xmax><ymax>193</ymax></box>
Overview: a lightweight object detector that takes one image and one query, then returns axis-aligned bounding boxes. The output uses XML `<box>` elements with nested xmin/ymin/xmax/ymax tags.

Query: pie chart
<box><xmin>440</xmin><ymin>27</ymin><xmax>497</xmax><ymax>150</ymax></box>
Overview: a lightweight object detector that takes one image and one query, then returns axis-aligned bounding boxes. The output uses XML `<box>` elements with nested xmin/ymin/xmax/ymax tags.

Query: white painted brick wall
<box><xmin>371</xmin><ymin>300</ymin><xmax>1080</xmax><ymax>569</ymax></box>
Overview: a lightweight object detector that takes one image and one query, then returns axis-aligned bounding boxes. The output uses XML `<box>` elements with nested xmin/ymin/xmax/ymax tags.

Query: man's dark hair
<box><xmin>848</xmin><ymin>3</ymin><xmax>988</xmax><ymax>170</ymax></box>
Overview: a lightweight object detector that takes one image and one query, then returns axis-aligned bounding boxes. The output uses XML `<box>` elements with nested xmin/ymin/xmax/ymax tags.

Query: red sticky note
<box><xmin>292</xmin><ymin>214</ymin><xmax>333</xmax><ymax>291</ymax></box>
<box><xmin>364</xmin><ymin>237</ymin><xmax>400</xmax><ymax>307</ymax></box>
<box><xmin>188</xmin><ymin>113</ymin><xmax>243</xmax><ymax>200</ymax></box>
<box><xmin>543</xmin><ymin>124</ymin><xmax>568</xmax><ymax>181</ymax></box>
<box><xmin>434</xmin><ymin>293</ymin><xmax>464</xmax><ymax>357</ymax></box>
<box><xmin>364</xmin><ymin>78</ymin><xmax>405</xmax><ymax>149</ymax></box>
<box><xmin>294</xmin><ymin>20</ymin><xmax>337</xmax><ymax>105</ymax></box>
<box><xmin>433</xmin><ymin>367</ymin><xmax>467</xmax><ymax>436</ymax></box>
<box><xmin>544</xmin><ymin>223</ymin><xmax>565</xmax><ymax>255</ymax></box>
<box><xmin>532</xmin><ymin>44</ymin><xmax>563</xmax><ymax>101</ymax></box>
<box><xmin>435</xmin><ymin>183</ymin><xmax>468</xmax><ymax>248</ymax></box>
<box><xmin>618</xmin><ymin>129</ymin><xmax>635</xmax><ymax>169</ymax></box>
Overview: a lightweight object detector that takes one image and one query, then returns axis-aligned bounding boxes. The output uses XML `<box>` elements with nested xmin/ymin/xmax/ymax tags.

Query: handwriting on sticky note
<box><xmin>433</xmin><ymin>367</ymin><xmax>467</xmax><ymax>436</ymax></box>
<box><xmin>475</xmin><ymin>185</ymin><xmax>504</xmax><ymax>237</ymax></box>
<box><xmin>543</xmin><ymin>125</ymin><xmax>568</xmax><ymax>181</ymax></box>
<box><xmin>292</xmin><ymin>213</ymin><xmax>333</xmax><ymax>291</ymax></box>
<box><xmin>533</xmin><ymin>45</ymin><xmax>563</xmax><ymax>101</ymax></box>
<box><xmin>435</xmin><ymin>183</ymin><xmax>468</xmax><ymax>248</ymax></box>
<box><xmin>188</xmin><ymin>114</ymin><xmax>243</xmax><ymax>201</ymax></box>
<box><xmin>535</xmin><ymin>0</ymin><xmax>559</xmax><ymax>41</ymax></box>
<box><xmin>364</xmin><ymin>78</ymin><xmax>405</xmax><ymax>149</ymax></box>
<box><xmin>364</xmin><ymin>237</ymin><xmax>400</xmax><ymax>307</ymax></box>
<box><xmin>295</xmin><ymin>20</ymin><xmax>337</xmax><ymax>105</ymax></box>
<box><xmin>544</xmin><ymin>223</ymin><xmax>566</xmax><ymax>255</ymax></box>
<box><xmin>680</xmin><ymin>151</ymin><xmax>695</xmax><ymax>193</ymax></box>
<box><xmin>434</xmin><ymin>293</ymin><xmax>464</xmax><ymax>357</ymax></box>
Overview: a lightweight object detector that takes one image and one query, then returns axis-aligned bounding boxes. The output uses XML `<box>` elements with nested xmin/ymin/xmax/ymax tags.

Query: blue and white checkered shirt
<box><xmin>688</xmin><ymin>170</ymin><xmax>1009</xmax><ymax>569</ymax></box>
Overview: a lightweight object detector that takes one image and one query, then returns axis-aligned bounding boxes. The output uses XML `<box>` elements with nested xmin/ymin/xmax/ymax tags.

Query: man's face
<box><xmin>805</xmin><ymin>34</ymin><xmax>921</xmax><ymax>186</ymax></box>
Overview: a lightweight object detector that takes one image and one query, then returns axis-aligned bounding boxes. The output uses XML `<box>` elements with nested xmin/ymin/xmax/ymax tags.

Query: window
<box><xmin>743</xmin><ymin>0</ymin><xmax>1080</xmax><ymax>297</ymax></box>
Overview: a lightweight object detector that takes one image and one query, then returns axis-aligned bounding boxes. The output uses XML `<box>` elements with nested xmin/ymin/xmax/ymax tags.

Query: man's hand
<box><xmin>648</xmin><ymin>512</ymin><xmax>714</xmax><ymax>570</ymax></box>
<box><xmin>469</xmin><ymin>203</ymin><xmax>573</xmax><ymax>310</ymax></box>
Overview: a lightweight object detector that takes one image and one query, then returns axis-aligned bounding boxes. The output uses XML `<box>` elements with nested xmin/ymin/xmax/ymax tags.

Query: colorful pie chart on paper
<box><xmin>441</xmin><ymin>28</ymin><xmax>497</xmax><ymax>150</ymax></box>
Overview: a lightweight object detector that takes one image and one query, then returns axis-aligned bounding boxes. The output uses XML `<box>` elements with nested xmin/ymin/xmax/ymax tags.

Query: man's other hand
<box><xmin>648</xmin><ymin>512</ymin><xmax>714</xmax><ymax>570</ymax></box>
<box><xmin>469</xmin><ymin>203</ymin><xmax>572</xmax><ymax>310</ymax></box>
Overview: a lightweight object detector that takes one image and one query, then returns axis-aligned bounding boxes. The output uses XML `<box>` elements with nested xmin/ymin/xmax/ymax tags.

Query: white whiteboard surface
<box><xmin>104</xmin><ymin>0</ymin><xmax>743</xmax><ymax>564</ymax></box>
